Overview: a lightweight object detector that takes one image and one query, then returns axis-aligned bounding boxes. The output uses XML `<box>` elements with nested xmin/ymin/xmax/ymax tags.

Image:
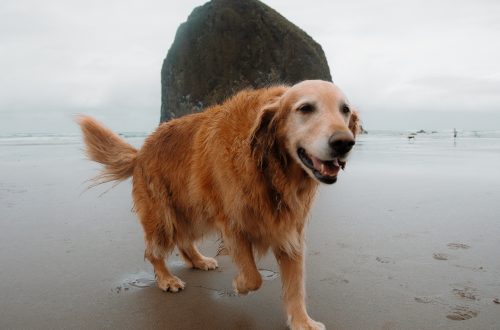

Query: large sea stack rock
<box><xmin>160</xmin><ymin>0</ymin><xmax>332</xmax><ymax>122</ymax></box>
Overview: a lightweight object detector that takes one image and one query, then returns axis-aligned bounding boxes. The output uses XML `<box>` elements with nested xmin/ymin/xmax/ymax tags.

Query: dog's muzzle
<box><xmin>297</xmin><ymin>133</ymin><xmax>355</xmax><ymax>184</ymax></box>
<box><xmin>328</xmin><ymin>132</ymin><xmax>355</xmax><ymax>157</ymax></box>
<box><xmin>297</xmin><ymin>148</ymin><xmax>342</xmax><ymax>184</ymax></box>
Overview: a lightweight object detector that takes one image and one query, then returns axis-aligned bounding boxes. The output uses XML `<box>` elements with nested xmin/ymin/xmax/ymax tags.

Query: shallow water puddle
<box><xmin>114</xmin><ymin>272</ymin><xmax>156</xmax><ymax>293</ymax></box>
<box><xmin>214</xmin><ymin>289</ymin><xmax>238</xmax><ymax>298</ymax></box>
<box><xmin>128</xmin><ymin>277</ymin><xmax>156</xmax><ymax>288</ymax></box>
<box><xmin>258</xmin><ymin>269</ymin><xmax>279</xmax><ymax>281</ymax></box>
<box><xmin>116</xmin><ymin>261</ymin><xmax>185</xmax><ymax>291</ymax></box>
<box><xmin>168</xmin><ymin>260</ymin><xmax>186</xmax><ymax>268</ymax></box>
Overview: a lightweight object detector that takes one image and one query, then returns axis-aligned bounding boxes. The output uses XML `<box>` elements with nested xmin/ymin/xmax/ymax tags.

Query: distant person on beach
<box><xmin>454</xmin><ymin>128</ymin><xmax>457</xmax><ymax>138</ymax></box>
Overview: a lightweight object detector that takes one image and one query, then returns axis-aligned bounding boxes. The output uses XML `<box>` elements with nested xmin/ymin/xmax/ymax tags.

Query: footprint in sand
<box><xmin>414</xmin><ymin>296</ymin><xmax>434</xmax><ymax>304</ymax></box>
<box><xmin>433</xmin><ymin>253</ymin><xmax>449</xmax><ymax>261</ymax></box>
<box><xmin>320</xmin><ymin>275</ymin><xmax>350</xmax><ymax>285</ymax></box>
<box><xmin>453</xmin><ymin>264</ymin><xmax>485</xmax><ymax>272</ymax></box>
<box><xmin>376</xmin><ymin>256</ymin><xmax>393</xmax><ymax>264</ymax></box>
<box><xmin>446</xmin><ymin>306</ymin><xmax>478</xmax><ymax>320</ymax></box>
<box><xmin>453</xmin><ymin>287</ymin><xmax>480</xmax><ymax>301</ymax></box>
<box><xmin>414</xmin><ymin>296</ymin><xmax>446</xmax><ymax>305</ymax></box>
<box><xmin>447</xmin><ymin>243</ymin><xmax>470</xmax><ymax>250</ymax></box>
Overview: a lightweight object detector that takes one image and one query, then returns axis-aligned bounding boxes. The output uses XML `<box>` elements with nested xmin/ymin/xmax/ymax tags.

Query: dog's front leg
<box><xmin>224</xmin><ymin>232</ymin><xmax>262</xmax><ymax>295</ymax></box>
<box><xmin>275</xmin><ymin>247</ymin><xmax>325</xmax><ymax>330</ymax></box>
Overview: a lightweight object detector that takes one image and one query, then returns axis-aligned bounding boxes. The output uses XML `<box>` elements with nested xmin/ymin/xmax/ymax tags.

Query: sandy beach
<box><xmin>1</xmin><ymin>131</ymin><xmax>499</xmax><ymax>329</ymax></box>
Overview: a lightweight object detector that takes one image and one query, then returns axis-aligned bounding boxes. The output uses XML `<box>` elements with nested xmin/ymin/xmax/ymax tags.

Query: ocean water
<box><xmin>0</xmin><ymin>132</ymin><xmax>148</xmax><ymax>146</ymax></box>
<box><xmin>2</xmin><ymin>129</ymin><xmax>499</xmax><ymax>179</ymax></box>
<box><xmin>357</xmin><ymin>129</ymin><xmax>500</xmax><ymax>151</ymax></box>
<box><xmin>1</xmin><ymin>129</ymin><xmax>500</xmax><ymax>151</ymax></box>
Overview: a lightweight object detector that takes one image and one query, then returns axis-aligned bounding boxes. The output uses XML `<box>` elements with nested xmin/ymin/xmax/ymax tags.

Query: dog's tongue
<box><xmin>311</xmin><ymin>156</ymin><xmax>340</xmax><ymax>177</ymax></box>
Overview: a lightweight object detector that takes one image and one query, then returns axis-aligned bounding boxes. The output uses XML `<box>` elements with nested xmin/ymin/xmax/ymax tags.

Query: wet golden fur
<box><xmin>78</xmin><ymin>80</ymin><xmax>359</xmax><ymax>330</ymax></box>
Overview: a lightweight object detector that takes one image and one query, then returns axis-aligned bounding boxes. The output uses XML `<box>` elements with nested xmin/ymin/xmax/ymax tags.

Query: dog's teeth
<box><xmin>320</xmin><ymin>163</ymin><xmax>325</xmax><ymax>174</ymax></box>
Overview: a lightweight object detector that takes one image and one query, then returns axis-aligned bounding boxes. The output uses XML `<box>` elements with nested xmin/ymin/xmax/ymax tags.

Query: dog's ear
<box><xmin>249</xmin><ymin>99</ymin><xmax>280</xmax><ymax>168</ymax></box>
<box><xmin>349</xmin><ymin>111</ymin><xmax>361</xmax><ymax>138</ymax></box>
<box><xmin>250</xmin><ymin>106</ymin><xmax>277</xmax><ymax>148</ymax></box>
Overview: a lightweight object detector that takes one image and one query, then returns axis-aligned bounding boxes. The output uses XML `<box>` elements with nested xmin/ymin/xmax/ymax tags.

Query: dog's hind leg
<box><xmin>146</xmin><ymin>251</ymin><xmax>185</xmax><ymax>292</ymax></box>
<box><xmin>143</xmin><ymin>235</ymin><xmax>185</xmax><ymax>292</ymax></box>
<box><xmin>140</xmin><ymin>211</ymin><xmax>185</xmax><ymax>292</ymax></box>
<box><xmin>132</xmin><ymin>169</ymin><xmax>184</xmax><ymax>292</ymax></box>
<box><xmin>178</xmin><ymin>242</ymin><xmax>218</xmax><ymax>271</ymax></box>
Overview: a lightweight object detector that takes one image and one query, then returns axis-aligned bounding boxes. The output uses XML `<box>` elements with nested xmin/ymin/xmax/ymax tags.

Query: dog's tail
<box><xmin>77</xmin><ymin>115</ymin><xmax>138</xmax><ymax>185</ymax></box>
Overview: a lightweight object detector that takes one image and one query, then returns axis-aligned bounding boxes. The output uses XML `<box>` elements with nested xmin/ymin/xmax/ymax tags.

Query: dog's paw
<box><xmin>232</xmin><ymin>272</ymin><xmax>262</xmax><ymax>295</ymax></box>
<box><xmin>157</xmin><ymin>275</ymin><xmax>185</xmax><ymax>293</ymax></box>
<box><xmin>192</xmin><ymin>256</ymin><xmax>218</xmax><ymax>271</ymax></box>
<box><xmin>290</xmin><ymin>318</ymin><xmax>325</xmax><ymax>330</ymax></box>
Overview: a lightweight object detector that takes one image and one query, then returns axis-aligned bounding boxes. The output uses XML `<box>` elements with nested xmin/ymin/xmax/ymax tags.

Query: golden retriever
<box><xmin>78</xmin><ymin>80</ymin><xmax>359</xmax><ymax>330</ymax></box>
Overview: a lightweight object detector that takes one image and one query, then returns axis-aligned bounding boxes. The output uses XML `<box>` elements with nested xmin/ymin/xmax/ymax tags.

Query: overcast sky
<box><xmin>1</xmin><ymin>0</ymin><xmax>499</xmax><ymax>133</ymax></box>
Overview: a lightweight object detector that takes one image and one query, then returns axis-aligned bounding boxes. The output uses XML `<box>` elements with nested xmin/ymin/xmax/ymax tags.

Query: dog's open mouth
<box><xmin>297</xmin><ymin>148</ymin><xmax>346</xmax><ymax>184</ymax></box>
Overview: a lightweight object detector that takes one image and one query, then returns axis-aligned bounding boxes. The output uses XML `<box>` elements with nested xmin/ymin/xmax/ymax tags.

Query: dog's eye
<box><xmin>341</xmin><ymin>104</ymin><xmax>350</xmax><ymax>114</ymax></box>
<box><xmin>298</xmin><ymin>104</ymin><xmax>315</xmax><ymax>114</ymax></box>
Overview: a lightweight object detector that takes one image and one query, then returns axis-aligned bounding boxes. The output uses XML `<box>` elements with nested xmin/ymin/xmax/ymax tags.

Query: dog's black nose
<box><xmin>329</xmin><ymin>132</ymin><xmax>355</xmax><ymax>156</ymax></box>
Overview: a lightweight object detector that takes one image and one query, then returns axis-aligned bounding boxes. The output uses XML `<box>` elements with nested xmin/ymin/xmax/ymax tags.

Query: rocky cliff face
<box><xmin>160</xmin><ymin>0</ymin><xmax>332</xmax><ymax>122</ymax></box>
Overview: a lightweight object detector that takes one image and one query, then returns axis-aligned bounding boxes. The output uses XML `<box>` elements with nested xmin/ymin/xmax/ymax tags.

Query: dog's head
<box><xmin>252</xmin><ymin>80</ymin><xmax>360</xmax><ymax>184</ymax></box>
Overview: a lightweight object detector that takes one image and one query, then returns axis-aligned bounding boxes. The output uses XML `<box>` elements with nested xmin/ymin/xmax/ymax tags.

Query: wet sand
<box><xmin>1</xmin><ymin>134</ymin><xmax>500</xmax><ymax>329</ymax></box>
